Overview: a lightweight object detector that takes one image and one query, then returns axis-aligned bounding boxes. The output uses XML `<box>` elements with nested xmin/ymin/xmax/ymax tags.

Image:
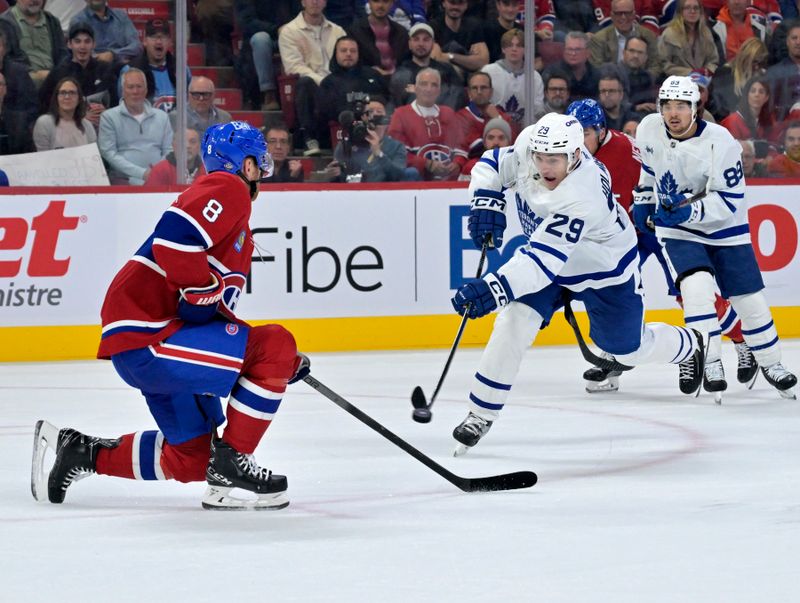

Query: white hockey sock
<box><xmin>680</xmin><ymin>271</ymin><xmax>722</xmax><ymax>361</ymax></box>
<box><xmin>615</xmin><ymin>323</ymin><xmax>697</xmax><ymax>366</ymax></box>
<box><xmin>469</xmin><ymin>302</ymin><xmax>543</xmax><ymax>420</ymax></box>
<box><xmin>730</xmin><ymin>292</ymin><xmax>781</xmax><ymax>366</ymax></box>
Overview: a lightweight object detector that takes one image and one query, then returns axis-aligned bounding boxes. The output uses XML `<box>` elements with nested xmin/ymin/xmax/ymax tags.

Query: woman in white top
<box><xmin>33</xmin><ymin>77</ymin><xmax>97</xmax><ymax>151</ymax></box>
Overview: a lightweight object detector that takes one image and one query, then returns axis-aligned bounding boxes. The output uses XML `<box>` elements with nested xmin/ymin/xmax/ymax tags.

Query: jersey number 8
<box><xmin>723</xmin><ymin>161</ymin><xmax>743</xmax><ymax>188</ymax></box>
<box><xmin>202</xmin><ymin>199</ymin><xmax>224</xmax><ymax>222</ymax></box>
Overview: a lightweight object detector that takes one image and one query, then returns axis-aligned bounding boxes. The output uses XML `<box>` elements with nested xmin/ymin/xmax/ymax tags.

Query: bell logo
<box><xmin>0</xmin><ymin>201</ymin><xmax>79</xmax><ymax>277</ymax></box>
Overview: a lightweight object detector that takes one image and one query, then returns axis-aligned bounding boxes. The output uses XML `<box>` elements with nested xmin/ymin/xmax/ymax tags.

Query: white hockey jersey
<box><xmin>469</xmin><ymin>125</ymin><xmax>638</xmax><ymax>297</ymax></box>
<box><xmin>635</xmin><ymin>114</ymin><xmax>750</xmax><ymax>246</ymax></box>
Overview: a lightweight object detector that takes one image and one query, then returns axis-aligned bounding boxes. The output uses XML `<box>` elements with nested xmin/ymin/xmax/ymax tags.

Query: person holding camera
<box><xmin>325</xmin><ymin>98</ymin><xmax>419</xmax><ymax>182</ymax></box>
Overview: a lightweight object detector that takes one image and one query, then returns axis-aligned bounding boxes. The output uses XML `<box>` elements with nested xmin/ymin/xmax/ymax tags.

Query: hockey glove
<box><xmin>178</xmin><ymin>267</ymin><xmax>225</xmax><ymax>323</ymax></box>
<box><xmin>468</xmin><ymin>188</ymin><xmax>507</xmax><ymax>249</ymax></box>
<box><xmin>632</xmin><ymin>202</ymin><xmax>656</xmax><ymax>233</ymax></box>
<box><xmin>451</xmin><ymin>273</ymin><xmax>514</xmax><ymax>319</ymax></box>
<box><xmin>288</xmin><ymin>353</ymin><xmax>311</xmax><ymax>385</ymax></box>
<box><xmin>653</xmin><ymin>193</ymin><xmax>701</xmax><ymax>227</ymax></box>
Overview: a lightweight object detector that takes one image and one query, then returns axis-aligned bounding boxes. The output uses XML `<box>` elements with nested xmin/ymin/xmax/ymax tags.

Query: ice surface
<box><xmin>2</xmin><ymin>342</ymin><xmax>800</xmax><ymax>602</ymax></box>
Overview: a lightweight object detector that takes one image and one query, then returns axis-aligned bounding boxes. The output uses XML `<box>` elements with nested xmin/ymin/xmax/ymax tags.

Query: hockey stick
<box><xmin>304</xmin><ymin>374</ymin><xmax>537</xmax><ymax>492</ymax></box>
<box><xmin>563</xmin><ymin>300</ymin><xmax>634</xmax><ymax>372</ymax></box>
<box><xmin>410</xmin><ymin>238</ymin><xmax>491</xmax><ymax>424</ymax></box>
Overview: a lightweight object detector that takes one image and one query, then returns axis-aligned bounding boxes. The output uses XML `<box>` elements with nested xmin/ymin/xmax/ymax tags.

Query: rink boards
<box><xmin>1</xmin><ymin>181</ymin><xmax>799</xmax><ymax>361</ymax></box>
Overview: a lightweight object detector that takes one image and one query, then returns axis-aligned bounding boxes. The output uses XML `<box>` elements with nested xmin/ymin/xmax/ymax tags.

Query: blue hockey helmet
<box><xmin>566</xmin><ymin>98</ymin><xmax>606</xmax><ymax>131</ymax></box>
<box><xmin>201</xmin><ymin>121</ymin><xmax>274</xmax><ymax>178</ymax></box>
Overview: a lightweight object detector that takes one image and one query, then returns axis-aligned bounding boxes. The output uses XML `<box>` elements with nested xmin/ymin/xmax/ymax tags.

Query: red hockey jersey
<box><xmin>456</xmin><ymin>103</ymin><xmax>516</xmax><ymax>158</ymax></box>
<box><xmin>595</xmin><ymin>129</ymin><xmax>640</xmax><ymax>213</ymax></box>
<box><xmin>98</xmin><ymin>171</ymin><xmax>254</xmax><ymax>358</ymax></box>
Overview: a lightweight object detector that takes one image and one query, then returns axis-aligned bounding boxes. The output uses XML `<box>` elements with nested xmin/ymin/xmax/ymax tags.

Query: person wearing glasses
<box><xmin>534</xmin><ymin>69</ymin><xmax>571</xmax><ymax>119</ymax></box>
<box><xmin>262</xmin><ymin>124</ymin><xmax>305</xmax><ymax>183</ymax></box>
<box><xmin>168</xmin><ymin>76</ymin><xmax>232</xmax><ymax>134</ymax></box>
<box><xmin>542</xmin><ymin>31</ymin><xmax>599</xmax><ymax>102</ymax></box>
<box><xmin>33</xmin><ymin>75</ymin><xmax>97</xmax><ymax>151</ymax></box>
<box><xmin>658</xmin><ymin>0</ymin><xmax>720</xmax><ymax>77</ymax></box>
<box><xmin>589</xmin><ymin>0</ymin><xmax>661</xmax><ymax>78</ymax></box>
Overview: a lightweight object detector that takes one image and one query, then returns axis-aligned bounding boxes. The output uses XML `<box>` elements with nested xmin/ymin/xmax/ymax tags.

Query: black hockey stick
<box><xmin>410</xmin><ymin>238</ymin><xmax>491</xmax><ymax>424</ymax></box>
<box><xmin>304</xmin><ymin>374</ymin><xmax>537</xmax><ymax>492</ymax></box>
<box><xmin>563</xmin><ymin>300</ymin><xmax>634</xmax><ymax>372</ymax></box>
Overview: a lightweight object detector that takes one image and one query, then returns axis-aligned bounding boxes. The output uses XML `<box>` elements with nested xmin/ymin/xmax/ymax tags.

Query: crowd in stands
<box><xmin>4</xmin><ymin>0</ymin><xmax>800</xmax><ymax>183</ymax></box>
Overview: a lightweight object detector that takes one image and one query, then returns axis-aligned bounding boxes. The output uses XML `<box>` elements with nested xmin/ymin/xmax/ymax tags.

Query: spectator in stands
<box><xmin>457</xmin><ymin>71</ymin><xmax>515</xmax><ymax>157</ymax></box>
<box><xmin>622</xmin><ymin>115</ymin><xmax>641</xmax><ymax>137</ymax></box>
<box><xmin>0</xmin><ymin>29</ymin><xmax>38</xmax><ymax>130</ymax></box>
<box><xmin>0</xmin><ymin>71</ymin><xmax>34</xmax><ymax>154</ymax></box>
<box><xmin>597</xmin><ymin>67</ymin><xmax>640</xmax><ymax>130</ymax></box>
<box><xmin>766</xmin><ymin>21</ymin><xmax>800</xmax><ymax>121</ymax></box>
<box><xmin>365</xmin><ymin>0</ymin><xmax>426</xmax><ymax>30</ymax></box>
<box><xmin>591</xmin><ymin>0</ymin><xmax>661</xmax><ymax>32</ymax></box>
<box><xmin>618</xmin><ymin>35</ymin><xmax>658</xmax><ymax>114</ymax></box>
<box><xmin>767</xmin><ymin>120</ymin><xmax>800</xmax><ymax>176</ymax></box>
<box><xmin>658</xmin><ymin>0</ymin><xmax>720</xmax><ymax>76</ymax></box>
<box><xmin>348</xmin><ymin>0</ymin><xmax>409</xmax><ymax>76</ymax></box>
<box><xmin>484</xmin><ymin>0</ymin><xmax>555</xmax><ymax>63</ymax></box>
<box><xmin>712</xmin><ymin>0</ymin><xmax>769</xmax><ymax>63</ymax></box>
<box><xmin>144</xmin><ymin>127</ymin><xmax>206</xmax><ymax>186</ymax></box>
<box><xmin>98</xmin><ymin>68</ymin><xmax>172</xmax><ymax>185</ymax></box>
<box><xmin>33</xmin><ymin>76</ymin><xmax>97</xmax><ymax>150</ymax></box>
<box><xmin>482</xmin><ymin>28</ymin><xmax>543</xmax><ymax>125</ymax></box>
<box><xmin>120</xmin><ymin>19</ymin><xmax>190</xmax><ymax>113</ymax></box>
<box><xmin>69</xmin><ymin>0</ymin><xmax>142</xmax><ymax>66</ymax></box>
<box><xmin>39</xmin><ymin>22</ymin><xmax>117</xmax><ymax>128</ymax></box>
<box><xmin>0</xmin><ymin>0</ymin><xmax>69</xmax><ymax>86</ymax></box>
<box><xmin>316</xmin><ymin>36</ymin><xmax>389</xmax><ymax>133</ymax></box>
<box><xmin>536</xmin><ymin>69</ymin><xmax>571</xmax><ymax>118</ymax></box>
<box><xmin>720</xmin><ymin>74</ymin><xmax>777</xmax><ymax>141</ymax></box>
<box><xmin>543</xmin><ymin>31</ymin><xmax>599</xmax><ymax>101</ymax></box>
<box><xmin>168</xmin><ymin>76</ymin><xmax>232</xmax><ymax>134</ymax></box>
<box><xmin>195</xmin><ymin>0</ymin><xmax>235</xmax><ymax>67</ymax></box>
<box><xmin>263</xmin><ymin>124</ymin><xmax>305</xmax><ymax>183</ymax></box>
<box><xmin>279</xmin><ymin>0</ymin><xmax>347</xmax><ymax>156</ymax></box>
<box><xmin>589</xmin><ymin>0</ymin><xmax>660</xmax><ymax>77</ymax></box>
<box><xmin>460</xmin><ymin>116</ymin><xmax>511</xmax><ymax>176</ymax></box>
<box><xmin>233</xmin><ymin>0</ymin><xmax>280</xmax><ymax>111</ymax></box>
<box><xmin>430</xmin><ymin>0</ymin><xmax>490</xmax><ymax>75</ymax></box>
<box><xmin>389</xmin><ymin>22</ymin><xmax>465</xmax><ymax>109</ymax></box>
<box><xmin>687</xmin><ymin>71</ymin><xmax>718</xmax><ymax>123</ymax></box>
<box><xmin>328</xmin><ymin>97</ymin><xmax>418</xmax><ymax>181</ymax></box>
<box><xmin>46</xmin><ymin>0</ymin><xmax>84</xmax><ymax>36</ymax></box>
<box><xmin>739</xmin><ymin>138</ymin><xmax>767</xmax><ymax>177</ymax></box>
<box><xmin>325</xmin><ymin>0</ymin><xmax>366</xmax><ymax>28</ymax></box>
<box><xmin>553</xmin><ymin>0</ymin><xmax>597</xmax><ymax>39</ymax></box>
<box><xmin>710</xmin><ymin>37</ymin><xmax>768</xmax><ymax>121</ymax></box>
<box><xmin>387</xmin><ymin>67</ymin><xmax>467</xmax><ymax>180</ymax></box>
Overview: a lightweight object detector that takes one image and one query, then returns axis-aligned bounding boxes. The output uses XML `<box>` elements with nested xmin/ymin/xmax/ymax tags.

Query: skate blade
<box><xmin>201</xmin><ymin>485</ymin><xmax>289</xmax><ymax>511</ymax></box>
<box><xmin>585</xmin><ymin>376</ymin><xmax>619</xmax><ymax>394</ymax></box>
<box><xmin>714</xmin><ymin>391</ymin><xmax>723</xmax><ymax>405</ymax></box>
<box><xmin>453</xmin><ymin>443</ymin><xmax>470</xmax><ymax>457</ymax></box>
<box><xmin>745</xmin><ymin>370</ymin><xmax>759</xmax><ymax>390</ymax></box>
<box><xmin>31</xmin><ymin>420</ymin><xmax>59</xmax><ymax>502</ymax></box>
<box><xmin>778</xmin><ymin>388</ymin><xmax>797</xmax><ymax>400</ymax></box>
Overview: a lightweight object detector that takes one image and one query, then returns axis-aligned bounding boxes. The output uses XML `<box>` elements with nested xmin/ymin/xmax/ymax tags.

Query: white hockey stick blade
<box><xmin>201</xmin><ymin>485</ymin><xmax>290</xmax><ymax>511</ymax></box>
<box><xmin>746</xmin><ymin>370</ymin><xmax>759</xmax><ymax>391</ymax></box>
<box><xmin>714</xmin><ymin>391</ymin><xmax>723</xmax><ymax>405</ymax></box>
<box><xmin>453</xmin><ymin>443</ymin><xmax>470</xmax><ymax>457</ymax></box>
<box><xmin>31</xmin><ymin>420</ymin><xmax>60</xmax><ymax>502</ymax></box>
<box><xmin>585</xmin><ymin>376</ymin><xmax>620</xmax><ymax>394</ymax></box>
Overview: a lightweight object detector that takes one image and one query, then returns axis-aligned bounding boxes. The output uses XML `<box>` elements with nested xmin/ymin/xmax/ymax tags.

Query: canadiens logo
<box><xmin>225</xmin><ymin>323</ymin><xmax>239</xmax><ymax>336</ymax></box>
<box><xmin>417</xmin><ymin>143</ymin><xmax>453</xmax><ymax>162</ymax></box>
<box><xmin>233</xmin><ymin>230</ymin><xmax>246</xmax><ymax>252</ymax></box>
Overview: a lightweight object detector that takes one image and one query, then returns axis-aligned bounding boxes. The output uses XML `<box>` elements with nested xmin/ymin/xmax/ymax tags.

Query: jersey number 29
<box><xmin>545</xmin><ymin>213</ymin><xmax>585</xmax><ymax>243</ymax></box>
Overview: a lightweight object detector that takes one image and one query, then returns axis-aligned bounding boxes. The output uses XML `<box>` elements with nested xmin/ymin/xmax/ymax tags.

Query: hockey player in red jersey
<box><xmin>32</xmin><ymin>121</ymin><xmax>309</xmax><ymax>510</ymax></box>
<box><xmin>566</xmin><ymin>99</ymin><xmax>757</xmax><ymax>393</ymax></box>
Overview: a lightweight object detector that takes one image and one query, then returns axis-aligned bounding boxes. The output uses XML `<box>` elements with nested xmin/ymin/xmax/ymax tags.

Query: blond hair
<box><xmin>729</xmin><ymin>38</ymin><xmax>768</xmax><ymax>97</ymax></box>
<box><xmin>664</xmin><ymin>0</ymin><xmax>714</xmax><ymax>48</ymax></box>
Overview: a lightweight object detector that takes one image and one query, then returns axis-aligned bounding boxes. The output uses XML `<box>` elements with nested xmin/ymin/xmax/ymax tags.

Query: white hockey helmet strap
<box><xmin>658</xmin><ymin>76</ymin><xmax>700</xmax><ymax>124</ymax></box>
<box><xmin>529</xmin><ymin>113</ymin><xmax>584</xmax><ymax>173</ymax></box>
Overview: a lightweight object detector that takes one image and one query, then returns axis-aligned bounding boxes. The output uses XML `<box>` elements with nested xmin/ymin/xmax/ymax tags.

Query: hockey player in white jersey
<box><xmin>450</xmin><ymin>112</ymin><xmax>704</xmax><ymax>454</ymax></box>
<box><xmin>633</xmin><ymin>76</ymin><xmax>796</xmax><ymax>401</ymax></box>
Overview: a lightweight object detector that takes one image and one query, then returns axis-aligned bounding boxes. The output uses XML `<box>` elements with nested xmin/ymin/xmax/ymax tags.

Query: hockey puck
<box><xmin>412</xmin><ymin>407</ymin><xmax>432</xmax><ymax>423</ymax></box>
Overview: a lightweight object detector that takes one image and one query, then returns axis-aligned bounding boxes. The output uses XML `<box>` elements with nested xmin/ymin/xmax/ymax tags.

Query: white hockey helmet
<box><xmin>528</xmin><ymin>112</ymin><xmax>584</xmax><ymax>171</ymax></box>
<box><xmin>658</xmin><ymin>76</ymin><xmax>701</xmax><ymax>121</ymax></box>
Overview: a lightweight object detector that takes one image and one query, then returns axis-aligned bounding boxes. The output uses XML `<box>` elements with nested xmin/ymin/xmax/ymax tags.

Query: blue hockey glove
<box><xmin>451</xmin><ymin>273</ymin><xmax>514</xmax><ymax>319</ymax></box>
<box><xmin>632</xmin><ymin>202</ymin><xmax>656</xmax><ymax>233</ymax></box>
<box><xmin>288</xmin><ymin>353</ymin><xmax>310</xmax><ymax>385</ymax></box>
<box><xmin>657</xmin><ymin>190</ymin><xmax>688</xmax><ymax>210</ymax></box>
<box><xmin>178</xmin><ymin>268</ymin><xmax>225</xmax><ymax>323</ymax></box>
<box><xmin>468</xmin><ymin>188</ymin><xmax>507</xmax><ymax>249</ymax></box>
<box><xmin>653</xmin><ymin>197</ymin><xmax>700</xmax><ymax>227</ymax></box>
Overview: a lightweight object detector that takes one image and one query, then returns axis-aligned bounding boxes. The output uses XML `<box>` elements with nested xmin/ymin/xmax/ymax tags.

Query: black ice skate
<box><xmin>734</xmin><ymin>341</ymin><xmax>759</xmax><ymax>388</ymax></box>
<box><xmin>678</xmin><ymin>330</ymin><xmax>705</xmax><ymax>396</ymax></box>
<box><xmin>583</xmin><ymin>352</ymin><xmax>623</xmax><ymax>393</ymax></box>
<box><xmin>760</xmin><ymin>363</ymin><xmax>798</xmax><ymax>400</ymax></box>
<box><xmin>703</xmin><ymin>359</ymin><xmax>727</xmax><ymax>404</ymax></box>
<box><xmin>203</xmin><ymin>438</ymin><xmax>289</xmax><ymax>510</ymax></box>
<box><xmin>452</xmin><ymin>412</ymin><xmax>493</xmax><ymax>457</ymax></box>
<box><xmin>31</xmin><ymin>420</ymin><xmax>119</xmax><ymax>503</ymax></box>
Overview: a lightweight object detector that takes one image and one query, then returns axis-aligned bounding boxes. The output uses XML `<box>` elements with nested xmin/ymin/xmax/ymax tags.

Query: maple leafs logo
<box><xmin>658</xmin><ymin>171</ymin><xmax>679</xmax><ymax>197</ymax></box>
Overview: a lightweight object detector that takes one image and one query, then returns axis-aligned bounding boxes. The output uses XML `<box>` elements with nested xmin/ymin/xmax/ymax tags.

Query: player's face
<box><xmin>534</xmin><ymin>151</ymin><xmax>570</xmax><ymax>190</ymax></box>
<box><xmin>582</xmin><ymin>126</ymin><xmax>604</xmax><ymax>155</ymax></box>
<box><xmin>660</xmin><ymin>99</ymin><xmax>693</xmax><ymax>136</ymax></box>
<box><xmin>242</xmin><ymin>156</ymin><xmax>262</xmax><ymax>183</ymax></box>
